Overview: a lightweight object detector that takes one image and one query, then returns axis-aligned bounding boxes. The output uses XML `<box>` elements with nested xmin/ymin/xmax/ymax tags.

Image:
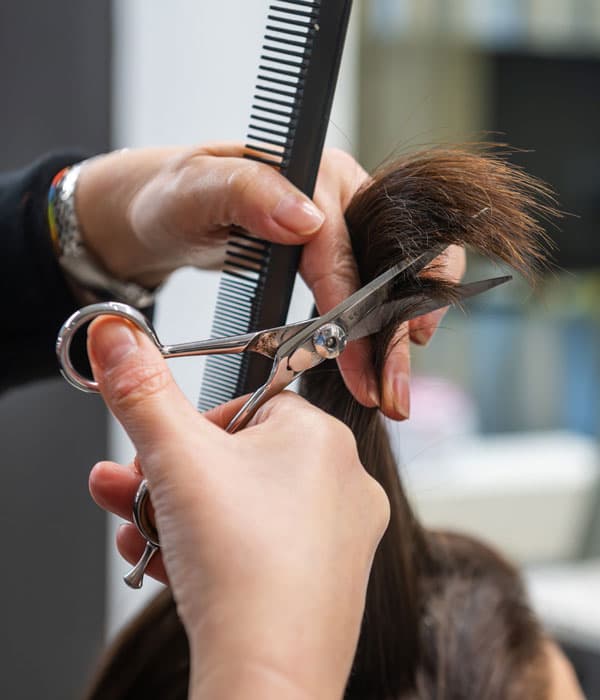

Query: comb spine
<box><xmin>242</xmin><ymin>0</ymin><xmax>353</xmax><ymax>392</ymax></box>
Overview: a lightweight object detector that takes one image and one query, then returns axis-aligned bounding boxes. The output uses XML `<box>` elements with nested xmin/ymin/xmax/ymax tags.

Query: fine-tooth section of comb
<box><xmin>199</xmin><ymin>0</ymin><xmax>353</xmax><ymax>412</ymax></box>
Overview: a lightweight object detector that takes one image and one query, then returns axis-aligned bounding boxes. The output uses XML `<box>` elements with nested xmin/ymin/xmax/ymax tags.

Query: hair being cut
<box><xmin>86</xmin><ymin>146</ymin><xmax>556</xmax><ymax>700</ymax></box>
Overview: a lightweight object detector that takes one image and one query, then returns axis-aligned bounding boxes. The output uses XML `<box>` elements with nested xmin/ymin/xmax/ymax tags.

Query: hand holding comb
<box><xmin>200</xmin><ymin>0</ymin><xmax>354</xmax><ymax>409</ymax></box>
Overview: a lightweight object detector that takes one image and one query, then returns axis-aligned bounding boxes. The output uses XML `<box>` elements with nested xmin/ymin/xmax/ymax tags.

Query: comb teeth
<box><xmin>247</xmin><ymin>0</ymin><xmax>317</xmax><ymax>171</ymax></box>
<box><xmin>200</xmin><ymin>0</ymin><xmax>340</xmax><ymax>413</ymax></box>
<box><xmin>199</xmin><ymin>0</ymin><xmax>320</xmax><ymax>411</ymax></box>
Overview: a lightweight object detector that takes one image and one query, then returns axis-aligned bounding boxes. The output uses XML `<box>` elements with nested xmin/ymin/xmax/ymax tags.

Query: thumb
<box><xmin>219</xmin><ymin>159</ymin><xmax>326</xmax><ymax>242</ymax></box>
<box><xmin>169</xmin><ymin>155</ymin><xmax>326</xmax><ymax>244</ymax></box>
<box><xmin>87</xmin><ymin>316</ymin><xmax>215</xmax><ymax>457</ymax></box>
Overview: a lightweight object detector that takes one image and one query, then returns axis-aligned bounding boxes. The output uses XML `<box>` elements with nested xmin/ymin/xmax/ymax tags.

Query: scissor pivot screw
<box><xmin>312</xmin><ymin>323</ymin><xmax>347</xmax><ymax>359</ymax></box>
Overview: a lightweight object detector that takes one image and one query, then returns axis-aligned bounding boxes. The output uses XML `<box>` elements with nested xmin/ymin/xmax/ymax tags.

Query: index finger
<box><xmin>300</xmin><ymin>150</ymin><xmax>378</xmax><ymax>407</ymax></box>
<box><xmin>408</xmin><ymin>244</ymin><xmax>467</xmax><ymax>345</ymax></box>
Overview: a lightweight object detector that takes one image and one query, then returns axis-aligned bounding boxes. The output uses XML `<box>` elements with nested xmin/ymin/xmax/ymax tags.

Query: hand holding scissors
<box><xmin>57</xmin><ymin>246</ymin><xmax>509</xmax><ymax>587</ymax></box>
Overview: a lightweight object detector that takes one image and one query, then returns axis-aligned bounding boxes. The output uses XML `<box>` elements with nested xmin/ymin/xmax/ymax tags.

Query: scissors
<box><xmin>56</xmin><ymin>245</ymin><xmax>510</xmax><ymax>587</ymax></box>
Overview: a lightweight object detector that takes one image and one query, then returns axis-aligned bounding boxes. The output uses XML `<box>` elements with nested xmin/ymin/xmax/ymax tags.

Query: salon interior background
<box><xmin>1</xmin><ymin>1</ymin><xmax>599</xmax><ymax>698</ymax></box>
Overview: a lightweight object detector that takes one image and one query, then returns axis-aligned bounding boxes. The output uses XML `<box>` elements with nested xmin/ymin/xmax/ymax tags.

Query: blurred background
<box><xmin>0</xmin><ymin>0</ymin><xmax>599</xmax><ymax>697</ymax></box>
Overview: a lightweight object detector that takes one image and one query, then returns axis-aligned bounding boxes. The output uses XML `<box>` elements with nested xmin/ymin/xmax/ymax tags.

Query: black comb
<box><xmin>199</xmin><ymin>0</ymin><xmax>353</xmax><ymax>411</ymax></box>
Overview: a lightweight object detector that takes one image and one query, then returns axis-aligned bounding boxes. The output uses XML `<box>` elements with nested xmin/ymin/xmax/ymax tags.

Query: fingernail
<box><xmin>91</xmin><ymin>320</ymin><xmax>138</xmax><ymax>370</ymax></box>
<box><xmin>272</xmin><ymin>193</ymin><xmax>325</xmax><ymax>235</ymax></box>
<box><xmin>393</xmin><ymin>374</ymin><xmax>410</xmax><ymax>420</ymax></box>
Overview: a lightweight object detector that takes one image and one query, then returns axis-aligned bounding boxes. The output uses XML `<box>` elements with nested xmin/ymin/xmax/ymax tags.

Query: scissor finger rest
<box><xmin>56</xmin><ymin>302</ymin><xmax>162</xmax><ymax>393</ymax></box>
<box><xmin>123</xmin><ymin>480</ymin><xmax>160</xmax><ymax>589</ymax></box>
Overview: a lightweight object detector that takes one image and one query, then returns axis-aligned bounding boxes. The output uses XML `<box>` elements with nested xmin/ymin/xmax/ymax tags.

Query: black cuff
<box><xmin>0</xmin><ymin>152</ymin><xmax>87</xmax><ymax>393</ymax></box>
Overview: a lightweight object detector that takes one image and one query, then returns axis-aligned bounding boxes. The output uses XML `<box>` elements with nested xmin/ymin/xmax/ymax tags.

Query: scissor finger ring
<box><xmin>56</xmin><ymin>302</ymin><xmax>161</xmax><ymax>393</ymax></box>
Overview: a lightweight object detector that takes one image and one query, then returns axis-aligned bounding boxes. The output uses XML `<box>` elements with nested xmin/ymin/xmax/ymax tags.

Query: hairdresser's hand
<box><xmin>77</xmin><ymin>144</ymin><xmax>327</xmax><ymax>287</ymax></box>
<box><xmin>87</xmin><ymin>316</ymin><xmax>389</xmax><ymax>700</ymax></box>
<box><xmin>305</xmin><ymin>150</ymin><xmax>467</xmax><ymax>419</ymax></box>
<box><xmin>77</xmin><ymin>144</ymin><xmax>464</xmax><ymax>420</ymax></box>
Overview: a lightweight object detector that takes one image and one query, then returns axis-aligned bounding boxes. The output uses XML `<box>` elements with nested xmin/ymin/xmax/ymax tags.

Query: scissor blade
<box><xmin>347</xmin><ymin>275</ymin><xmax>512</xmax><ymax>342</ymax></box>
<box><xmin>326</xmin><ymin>246</ymin><xmax>445</xmax><ymax>323</ymax></box>
<box><xmin>325</xmin><ymin>245</ymin><xmax>447</xmax><ymax>329</ymax></box>
<box><xmin>275</xmin><ymin>246</ymin><xmax>447</xmax><ymax>358</ymax></box>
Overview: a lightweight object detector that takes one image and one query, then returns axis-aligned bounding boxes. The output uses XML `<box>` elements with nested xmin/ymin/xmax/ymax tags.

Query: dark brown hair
<box><xmin>86</xmin><ymin>146</ymin><xmax>556</xmax><ymax>700</ymax></box>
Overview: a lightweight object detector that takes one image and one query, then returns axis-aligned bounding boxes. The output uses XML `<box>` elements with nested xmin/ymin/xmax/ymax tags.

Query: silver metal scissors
<box><xmin>56</xmin><ymin>246</ymin><xmax>510</xmax><ymax>587</ymax></box>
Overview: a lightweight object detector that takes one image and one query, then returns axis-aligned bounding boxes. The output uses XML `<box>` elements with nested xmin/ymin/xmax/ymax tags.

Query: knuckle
<box><xmin>313</xmin><ymin>413</ymin><xmax>357</xmax><ymax>457</ymax></box>
<box><xmin>171</xmin><ymin>155</ymin><xmax>208</xmax><ymax>192</ymax></box>
<box><xmin>391</xmin><ymin>322</ymin><xmax>411</xmax><ymax>346</ymax></box>
<box><xmin>108</xmin><ymin>360</ymin><xmax>171</xmax><ymax>411</ymax></box>
<box><xmin>430</xmin><ymin>244</ymin><xmax>466</xmax><ymax>283</ymax></box>
<box><xmin>226</xmin><ymin>162</ymin><xmax>263</xmax><ymax>201</ymax></box>
<box><xmin>369</xmin><ymin>478</ymin><xmax>391</xmax><ymax>534</ymax></box>
<box><xmin>322</xmin><ymin>147</ymin><xmax>356</xmax><ymax>171</ymax></box>
<box><xmin>333</xmin><ymin>419</ymin><xmax>358</xmax><ymax>453</ymax></box>
<box><xmin>305</xmin><ymin>246</ymin><xmax>358</xmax><ymax>306</ymax></box>
<box><xmin>449</xmin><ymin>244</ymin><xmax>467</xmax><ymax>281</ymax></box>
<box><xmin>306</xmin><ymin>409</ymin><xmax>333</xmax><ymax>437</ymax></box>
<box><xmin>225</xmin><ymin>162</ymin><xmax>275</xmax><ymax>228</ymax></box>
<box><xmin>255</xmin><ymin>395</ymin><xmax>359</xmax><ymax>466</ymax></box>
<box><xmin>319</xmin><ymin>148</ymin><xmax>370</xmax><ymax>201</ymax></box>
<box><xmin>354</xmin><ymin>471</ymin><xmax>391</xmax><ymax>539</ymax></box>
<box><xmin>250</xmin><ymin>391</ymin><xmax>309</xmax><ymax>430</ymax></box>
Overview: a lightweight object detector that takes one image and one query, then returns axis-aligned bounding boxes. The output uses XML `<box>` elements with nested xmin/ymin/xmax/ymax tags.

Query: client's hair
<box><xmin>86</xmin><ymin>146</ymin><xmax>556</xmax><ymax>700</ymax></box>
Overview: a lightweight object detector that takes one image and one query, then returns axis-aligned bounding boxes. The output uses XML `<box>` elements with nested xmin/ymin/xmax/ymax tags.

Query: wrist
<box><xmin>75</xmin><ymin>147</ymin><xmax>179</xmax><ymax>287</ymax></box>
<box><xmin>189</xmin><ymin>658</ymin><xmax>320</xmax><ymax>700</ymax></box>
<box><xmin>48</xmin><ymin>161</ymin><xmax>158</xmax><ymax>306</ymax></box>
<box><xmin>184</xmin><ymin>600</ymin><xmax>355</xmax><ymax>700</ymax></box>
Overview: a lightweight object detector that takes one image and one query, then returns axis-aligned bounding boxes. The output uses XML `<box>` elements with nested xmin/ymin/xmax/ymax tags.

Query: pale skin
<box><xmin>87</xmin><ymin>317</ymin><xmax>390</xmax><ymax>700</ymax></box>
<box><xmin>75</xmin><ymin>144</ymin><xmax>464</xmax><ymax>698</ymax></box>
<box><xmin>76</xmin><ymin>144</ymin><xmax>466</xmax><ymax>420</ymax></box>
<box><xmin>78</xmin><ymin>143</ymin><xmax>463</xmax><ymax>584</ymax></box>
<box><xmin>79</xmin><ymin>147</ymin><xmax>583</xmax><ymax>698</ymax></box>
<box><xmin>546</xmin><ymin>640</ymin><xmax>585</xmax><ymax>700</ymax></box>
<box><xmin>87</xmin><ymin>328</ymin><xmax>586</xmax><ymax>700</ymax></box>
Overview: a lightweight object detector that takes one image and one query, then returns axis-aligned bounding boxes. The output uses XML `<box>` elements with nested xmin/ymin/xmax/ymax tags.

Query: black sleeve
<box><xmin>0</xmin><ymin>153</ymin><xmax>86</xmax><ymax>394</ymax></box>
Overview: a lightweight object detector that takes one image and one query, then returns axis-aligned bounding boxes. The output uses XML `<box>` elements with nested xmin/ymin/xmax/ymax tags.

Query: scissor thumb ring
<box><xmin>123</xmin><ymin>480</ymin><xmax>160</xmax><ymax>589</ymax></box>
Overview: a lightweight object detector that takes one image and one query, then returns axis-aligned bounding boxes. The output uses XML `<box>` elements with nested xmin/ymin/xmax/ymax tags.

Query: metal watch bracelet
<box><xmin>51</xmin><ymin>162</ymin><xmax>157</xmax><ymax>308</ymax></box>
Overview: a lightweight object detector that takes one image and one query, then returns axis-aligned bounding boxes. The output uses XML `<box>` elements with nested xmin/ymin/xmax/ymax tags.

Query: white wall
<box><xmin>107</xmin><ymin>0</ymin><xmax>358</xmax><ymax>637</ymax></box>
